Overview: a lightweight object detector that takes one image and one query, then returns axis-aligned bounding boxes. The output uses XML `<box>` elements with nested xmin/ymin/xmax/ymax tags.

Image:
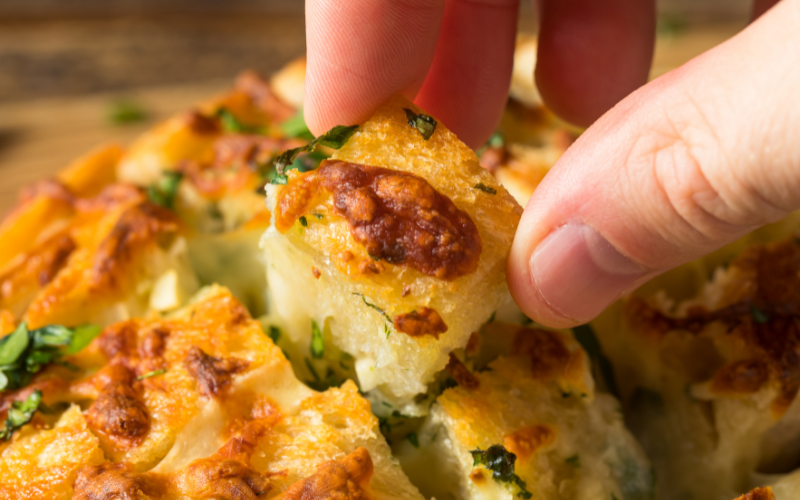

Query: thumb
<box><xmin>508</xmin><ymin>0</ymin><xmax>800</xmax><ymax>328</ymax></box>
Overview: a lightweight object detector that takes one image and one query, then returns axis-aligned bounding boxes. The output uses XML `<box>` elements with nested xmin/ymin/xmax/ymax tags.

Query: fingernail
<box><xmin>530</xmin><ymin>224</ymin><xmax>647</xmax><ymax>322</ymax></box>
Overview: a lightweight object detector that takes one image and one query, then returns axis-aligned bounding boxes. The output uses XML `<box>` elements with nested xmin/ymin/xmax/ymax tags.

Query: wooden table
<box><xmin>0</xmin><ymin>20</ymin><xmax>743</xmax><ymax>215</ymax></box>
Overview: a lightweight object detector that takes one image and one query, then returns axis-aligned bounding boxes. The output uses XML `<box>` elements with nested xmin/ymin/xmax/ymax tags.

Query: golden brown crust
<box><xmin>276</xmin><ymin>160</ymin><xmax>482</xmax><ymax>280</ymax></box>
<box><xmin>0</xmin><ymin>232</ymin><xmax>75</xmax><ymax>309</ymax></box>
<box><xmin>511</xmin><ymin>328</ymin><xmax>571</xmax><ymax>382</ymax></box>
<box><xmin>184</xmin><ymin>346</ymin><xmax>249</xmax><ymax>398</ymax></box>
<box><xmin>445</xmin><ymin>353</ymin><xmax>480</xmax><ymax>390</ymax></box>
<box><xmin>86</xmin><ymin>363</ymin><xmax>150</xmax><ymax>449</ymax></box>
<box><xmin>393</xmin><ymin>307</ymin><xmax>447</xmax><ymax>339</ymax></box>
<box><xmin>90</xmin><ymin>202</ymin><xmax>180</xmax><ymax>291</ymax></box>
<box><xmin>276</xmin><ymin>447</ymin><xmax>373</xmax><ymax>500</ymax></box>
<box><xmin>73</xmin><ymin>462</ymin><xmax>160</xmax><ymax>500</ymax></box>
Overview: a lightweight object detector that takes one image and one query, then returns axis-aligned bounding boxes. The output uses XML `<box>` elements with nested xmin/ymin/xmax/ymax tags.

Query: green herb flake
<box><xmin>270</xmin><ymin>173</ymin><xmax>288</xmax><ymax>185</ymax></box>
<box><xmin>0</xmin><ymin>390</ymin><xmax>42</xmax><ymax>440</ymax></box>
<box><xmin>1</xmin><ymin>323</ymin><xmax>100</xmax><ymax>392</ymax></box>
<box><xmin>353</xmin><ymin>293</ymin><xmax>392</xmax><ymax>323</ymax></box>
<box><xmin>109</xmin><ymin>99</ymin><xmax>147</xmax><ymax>125</ymax></box>
<box><xmin>406</xmin><ymin>432</ymin><xmax>420</xmax><ymax>448</ymax></box>
<box><xmin>146</xmin><ymin>171</ymin><xmax>183</xmax><ymax>210</ymax></box>
<box><xmin>216</xmin><ymin>108</ymin><xmax>262</xmax><ymax>134</ymax></box>
<box><xmin>751</xmin><ymin>305</ymin><xmax>770</xmax><ymax>324</ymax></box>
<box><xmin>470</xmin><ymin>444</ymin><xmax>532</xmax><ymax>499</ymax></box>
<box><xmin>382</xmin><ymin>402</ymin><xmax>393</xmax><ymax>408</ymax></box>
<box><xmin>573</xmin><ymin>324</ymin><xmax>619</xmax><ymax>397</ymax></box>
<box><xmin>474</xmin><ymin>183</ymin><xmax>497</xmax><ymax>195</ymax></box>
<box><xmin>565</xmin><ymin>454</ymin><xmax>581</xmax><ymax>467</ymax></box>
<box><xmin>268</xmin><ymin>326</ymin><xmax>282</xmax><ymax>344</ymax></box>
<box><xmin>403</xmin><ymin>108</ymin><xmax>437</xmax><ymax>140</ymax></box>
<box><xmin>310</xmin><ymin>320</ymin><xmax>324</xmax><ymax>359</ymax></box>
<box><xmin>487</xmin><ymin>311</ymin><xmax>497</xmax><ymax>324</ymax></box>
<box><xmin>305</xmin><ymin>357</ymin><xmax>320</xmax><ymax>382</ymax></box>
<box><xmin>274</xmin><ymin>124</ymin><xmax>359</xmax><ymax>175</ymax></box>
<box><xmin>137</xmin><ymin>369</ymin><xmax>167</xmax><ymax>381</ymax></box>
<box><xmin>299</xmin><ymin>216</ymin><xmax>308</xmax><ymax>227</ymax></box>
<box><xmin>313</xmin><ymin>213</ymin><xmax>324</xmax><ymax>220</ymax></box>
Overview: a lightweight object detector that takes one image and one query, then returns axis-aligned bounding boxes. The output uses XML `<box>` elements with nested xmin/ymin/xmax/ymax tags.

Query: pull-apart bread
<box><xmin>262</xmin><ymin>96</ymin><xmax>522</xmax><ymax>410</ymax></box>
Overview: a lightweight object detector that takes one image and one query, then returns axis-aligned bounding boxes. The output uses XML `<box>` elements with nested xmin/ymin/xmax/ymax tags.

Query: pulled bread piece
<box><xmin>0</xmin><ymin>286</ymin><xmax>424</xmax><ymax>500</ymax></box>
<box><xmin>395</xmin><ymin>324</ymin><xmax>654</xmax><ymax>500</ymax></box>
<box><xmin>262</xmin><ymin>95</ymin><xmax>522</xmax><ymax>409</ymax></box>
<box><xmin>595</xmin><ymin>238</ymin><xmax>800</xmax><ymax>500</ymax></box>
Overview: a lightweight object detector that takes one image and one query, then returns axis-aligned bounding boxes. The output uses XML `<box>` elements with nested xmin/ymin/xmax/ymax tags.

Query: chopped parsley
<box><xmin>470</xmin><ymin>445</ymin><xmax>533</xmax><ymax>499</ymax></box>
<box><xmin>474</xmin><ymin>183</ymin><xmax>497</xmax><ymax>195</ymax></box>
<box><xmin>274</xmin><ymin>124</ymin><xmax>359</xmax><ymax>175</ymax></box>
<box><xmin>270</xmin><ymin>173</ymin><xmax>288</xmax><ymax>185</ymax></box>
<box><xmin>565</xmin><ymin>454</ymin><xmax>581</xmax><ymax>467</ymax></box>
<box><xmin>0</xmin><ymin>323</ymin><xmax>100</xmax><ymax>392</ymax></box>
<box><xmin>403</xmin><ymin>108</ymin><xmax>437</xmax><ymax>140</ymax></box>
<box><xmin>406</xmin><ymin>432</ymin><xmax>420</xmax><ymax>448</ymax></box>
<box><xmin>313</xmin><ymin>213</ymin><xmax>324</xmax><ymax>220</ymax></box>
<box><xmin>310</xmin><ymin>320</ymin><xmax>324</xmax><ymax>359</ymax></box>
<box><xmin>137</xmin><ymin>369</ymin><xmax>167</xmax><ymax>381</ymax></box>
<box><xmin>0</xmin><ymin>390</ymin><xmax>42</xmax><ymax>440</ymax></box>
<box><xmin>751</xmin><ymin>305</ymin><xmax>770</xmax><ymax>324</ymax></box>
<box><xmin>216</xmin><ymin>108</ymin><xmax>262</xmax><ymax>134</ymax></box>
<box><xmin>146</xmin><ymin>171</ymin><xmax>183</xmax><ymax>210</ymax></box>
<box><xmin>304</xmin><ymin>357</ymin><xmax>342</xmax><ymax>391</ymax></box>
<box><xmin>298</xmin><ymin>216</ymin><xmax>308</xmax><ymax>227</ymax></box>
<box><xmin>108</xmin><ymin>98</ymin><xmax>147</xmax><ymax>125</ymax></box>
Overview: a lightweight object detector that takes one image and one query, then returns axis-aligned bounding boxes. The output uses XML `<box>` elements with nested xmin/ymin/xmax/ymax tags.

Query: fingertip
<box><xmin>534</xmin><ymin>0</ymin><xmax>656</xmax><ymax>127</ymax></box>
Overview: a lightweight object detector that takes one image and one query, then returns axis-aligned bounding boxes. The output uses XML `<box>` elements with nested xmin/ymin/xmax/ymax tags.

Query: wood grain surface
<box><xmin>0</xmin><ymin>21</ymin><xmax>743</xmax><ymax>216</ymax></box>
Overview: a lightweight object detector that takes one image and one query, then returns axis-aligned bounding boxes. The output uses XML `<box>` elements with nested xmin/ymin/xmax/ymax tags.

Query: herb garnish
<box><xmin>751</xmin><ymin>305</ymin><xmax>770</xmax><ymax>324</ymax></box>
<box><xmin>147</xmin><ymin>171</ymin><xmax>183</xmax><ymax>210</ymax></box>
<box><xmin>310</xmin><ymin>320</ymin><xmax>324</xmax><ymax>359</ymax></box>
<box><xmin>470</xmin><ymin>445</ymin><xmax>533</xmax><ymax>499</ymax></box>
<box><xmin>565</xmin><ymin>454</ymin><xmax>581</xmax><ymax>467</ymax></box>
<box><xmin>274</xmin><ymin>124</ymin><xmax>359</xmax><ymax>175</ymax></box>
<box><xmin>268</xmin><ymin>326</ymin><xmax>281</xmax><ymax>343</ymax></box>
<box><xmin>403</xmin><ymin>109</ymin><xmax>437</xmax><ymax>140</ymax></box>
<box><xmin>0</xmin><ymin>323</ymin><xmax>100</xmax><ymax>392</ymax></box>
<box><xmin>299</xmin><ymin>216</ymin><xmax>308</xmax><ymax>227</ymax></box>
<box><xmin>474</xmin><ymin>183</ymin><xmax>497</xmax><ymax>195</ymax></box>
<box><xmin>352</xmin><ymin>293</ymin><xmax>392</xmax><ymax>323</ymax></box>
<box><xmin>216</xmin><ymin>108</ymin><xmax>262</xmax><ymax>134</ymax></box>
<box><xmin>406</xmin><ymin>432</ymin><xmax>420</xmax><ymax>448</ymax></box>
<box><xmin>109</xmin><ymin>99</ymin><xmax>147</xmax><ymax>125</ymax></box>
<box><xmin>0</xmin><ymin>390</ymin><xmax>42</xmax><ymax>440</ymax></box>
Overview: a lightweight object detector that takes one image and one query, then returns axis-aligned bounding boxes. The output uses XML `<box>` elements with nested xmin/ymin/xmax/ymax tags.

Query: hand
<box><xmin>305</xmin><ymin>0</ymin><xmax>799</xmax><ymax>328</ymax></box>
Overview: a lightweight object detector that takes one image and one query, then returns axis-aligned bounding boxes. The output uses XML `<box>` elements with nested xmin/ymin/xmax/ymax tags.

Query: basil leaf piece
<box><xmin>0</xmin><ymin>390</ymin><xmax>42</xmax><ymax>440</ymax></box>
<box><xmin>274</xmin><ymin>124</ymin><xmax>359</xmax><ymax>175</ymax></box>
<box><xmin>0</xmin><ymin>324</ymin><xmax>29</xmax><ymax>365</ymax></box>
<box><xmin>403</xmin><ymin>108</ymin><xmax>437</xmax><ymax>140</ymax></box>
<box><xmin>310</xmin><ymin>320</ymin><xmax>325</xmax><ymax>359</ymax></box>
<box><xmin>32</xmin><ymin>325</ymin><xmax>73</xmax><ymax>348</ymax></box>
<box><xmin>66</xmin><ymin>325</ymin><xmax>102</xmax><ymax>355</ymax></box>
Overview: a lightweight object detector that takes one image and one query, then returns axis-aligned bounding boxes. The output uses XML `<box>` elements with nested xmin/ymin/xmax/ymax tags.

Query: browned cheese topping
<box><xmin>734</xmin><ymin>487</ymin><xmax>775</xmax><ymax>500</ymax></box>
<box><xmin>626</xmin><ymin>239</ymin><xmax>800</xmax><ymax>414</ymax></box>
<box><xmin>445</xmin><ymin>353</ymin><xmax>479</xmax><ymax>390</ymax></box>
<box><xmin>512</xmin><ymin>328</ymin><xmax>571</xmax><ymax>382</ymax></box>
<box><xmin>90</xmin><ymin>202</ymin><xmax>180</xmax><ymax>291</ymax></box>
<box><xmin>86</xmin><ymin>363</ymin><xmax>150</xmax><ymax>448</ymax></box>
<box><xmin>503</xmin><ymin>425</ymin><xmax>556</xmax><ymax>462</ymax></box>
<box><xmin>73</xmin><ymin>423</ymin><xmax>274</xmax><ymax>500</ymax></box>
<box><xmin>275</xmin><ymin>160</ymin><xmax>482</xmax><ymax>281</ymax></box>
<box><xmin>275</xmin><ymin>447</ymin><xmax>373</xmax><ymax>500</ymax></box>
<box><xmin>0</xmin><ymin>232</ymin><xmax>75</xmax><ymax>305</ymax></box>
<box><xmin>184</xmin><ymin>346</ymin><xmax>249</xmax><ymax>398</ymax></box>
<box><xmin>393</xmin><ymin>308</ymin><xmax>448</xmax><ymax>339</ymax></box>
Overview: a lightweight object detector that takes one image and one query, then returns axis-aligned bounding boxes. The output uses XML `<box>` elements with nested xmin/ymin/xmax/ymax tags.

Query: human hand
<box><xmin>304</xmin><ymin>0</ymin><xmax>798</xmax><ymax>328</ymax></box>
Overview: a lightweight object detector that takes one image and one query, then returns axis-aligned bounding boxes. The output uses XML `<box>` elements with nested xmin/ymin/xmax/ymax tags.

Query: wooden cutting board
<box><xmin>0</xmin><ymin>23</ymin><xmax>742</xmax><ymax>215</ymax></box>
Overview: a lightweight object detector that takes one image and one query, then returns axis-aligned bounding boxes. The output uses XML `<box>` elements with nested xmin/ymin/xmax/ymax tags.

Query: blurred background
<box><xmin>0</xmin><ymin>0</ymin><xmax>753</xmax><ymax>213</ymax></box>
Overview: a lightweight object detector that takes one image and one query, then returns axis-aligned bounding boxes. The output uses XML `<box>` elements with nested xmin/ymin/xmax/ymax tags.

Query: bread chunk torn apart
<box><xmin>262</xmin><ymin>95</ymin><xmax>522</xmax><ymax>409</ymax></box>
